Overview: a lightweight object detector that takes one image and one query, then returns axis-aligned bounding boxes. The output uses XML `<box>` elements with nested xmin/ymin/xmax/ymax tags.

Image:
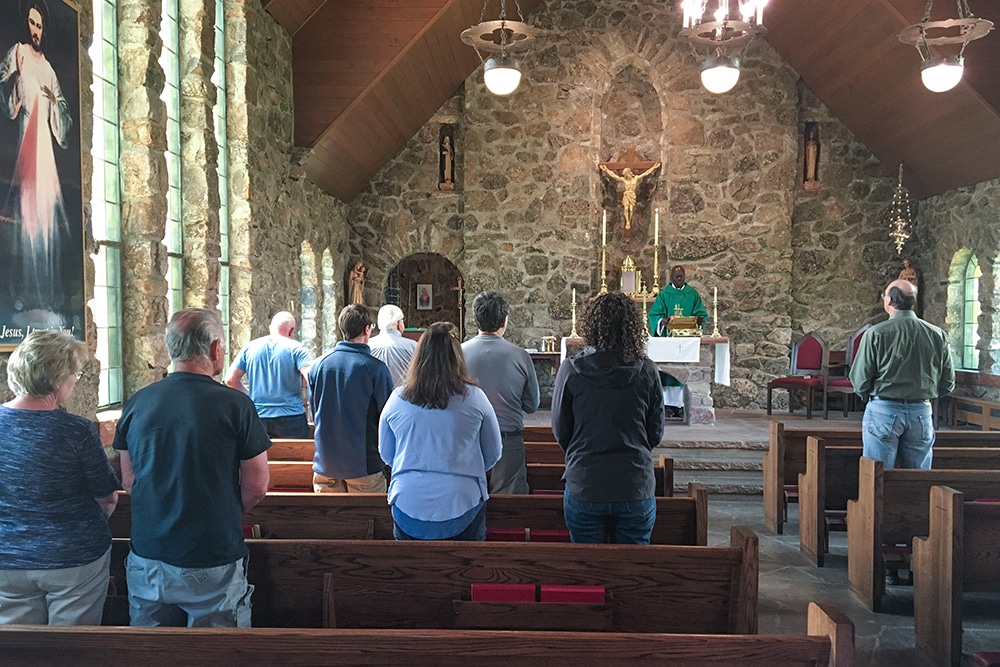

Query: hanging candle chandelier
<box><xmin>888</xmin><ymin>164</ymin><xmax>914</xmax><ymax>255</ymax></box>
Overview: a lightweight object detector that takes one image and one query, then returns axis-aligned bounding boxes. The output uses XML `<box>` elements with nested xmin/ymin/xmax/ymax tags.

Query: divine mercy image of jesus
<box><xmin>0</xmin><ymin>0</ymin><xmax>84</xmax><ymax>347</ymax></box>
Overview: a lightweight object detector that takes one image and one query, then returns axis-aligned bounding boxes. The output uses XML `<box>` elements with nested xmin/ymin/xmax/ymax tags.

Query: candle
<box><xmin>572</xmin><ymin>287</ymin><xmax>576</xmax><ymax>305</ymax></box>
<box><xmin>602</xmin><ymin>210</ymin><xmax>607</xmax><ymax>247</ymax></box>
<box><xmin>714</xmin><ymin>286</ymin><xmax>718</xmax><ymax>301</ymax></box>
<box><xmin>654</xmin><ymin>208</ymin><xmax>659</xmax><ymax>245</ymax></box>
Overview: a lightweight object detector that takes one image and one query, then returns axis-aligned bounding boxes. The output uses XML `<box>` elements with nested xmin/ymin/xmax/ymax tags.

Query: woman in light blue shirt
<box><xmin>379</xmin><ymin>322</ymin><xmax>502</xmax><ymax>540</ymax></box>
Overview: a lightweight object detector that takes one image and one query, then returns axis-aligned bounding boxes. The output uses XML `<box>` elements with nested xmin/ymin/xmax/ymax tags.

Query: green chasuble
<box><xmin>648</xmin><ymin>284</ymin><xmax>708</xmax><ymax>335</ymax></box>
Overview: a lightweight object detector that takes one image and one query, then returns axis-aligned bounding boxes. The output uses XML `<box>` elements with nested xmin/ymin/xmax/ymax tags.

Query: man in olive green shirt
<box><xmin>849</xmin><ymin>279</ymin><xmax>955</xmax><ymax>469</ymax></box>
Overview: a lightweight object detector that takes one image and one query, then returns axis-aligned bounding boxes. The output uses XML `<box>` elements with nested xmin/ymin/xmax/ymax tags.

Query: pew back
<box><xmin>799</xmin><ymin>440</ymin><xmax>1000</xmax><ymax>566</ymax></box>
<box><xmin>241</xmin><ymin>527</ymin><xmax>757</xmax><ymax>632</ymax></box>
<box><xmin>847</xmin><ymin>458</ymin><xmax>1000</xmax><ymax>610</ymax></box>
<box><xmin>0</xmin><ymin>601</ymin><xmax>854</xmax><ymax>667</ymax></box>
<box><xmin>109</xmin><ymin>487</ymin><xmax>708</xmax><ymax>546</ymax></box>
<box><xmin>914</xmin><ymin>486</ymin><xmax>1000</xmax><ymax>666</ymax></box>
<box><xmin>763</xmin><ymin>421</ymin><xmax>1000</xmax><ymax>534</ymax></box>
<box><xmin>267</xmin><ymin>459</ymin><xmax>673</xmax><ymax>496</ymax></box>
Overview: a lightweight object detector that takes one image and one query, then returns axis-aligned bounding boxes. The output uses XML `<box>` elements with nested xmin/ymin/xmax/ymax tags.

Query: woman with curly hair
<box><xmin>551</xmin><ymin>292</ymin><xmax>664</xmax><ymax>543</ymax></box>
<box><xmin>379</xmin><ymin>322</ymin><xmax>502</xmax><ymax>540</ymax></box>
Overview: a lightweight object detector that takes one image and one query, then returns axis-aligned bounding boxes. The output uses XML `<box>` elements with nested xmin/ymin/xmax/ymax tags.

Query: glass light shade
<box><xmin>700</xmin><ymin>56</ymin><xmax>740</xmax><ymax>94</ymax></box>
<box><xmin>920</xmin><ymin>55</ymin><xmax>964</xmax><ymax>93</ymax></box>
<box><xmin>483</xmin><ymin>54</ymin><xmax>522</xmax><ymax>96</ymax></box>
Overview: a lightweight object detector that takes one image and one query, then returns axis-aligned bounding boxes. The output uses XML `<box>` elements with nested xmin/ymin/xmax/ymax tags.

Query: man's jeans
<box><xmin>260</xmin><ymin>413</ymin><xmax>310</xmax><ymax>439</ymax></box>
<box><xmin>125</xmin><ymin>551</ymin><xmax>253</xmax><ymax>627</ymax></box>
<box><xmin>563</xmin><ymin>491</ymin><xmax>656</xmax><ymax>544</ymax></box>
<box><xmin>862</xmin><ymin>397</ymin><xmax>935</xmax><ymax>469</ymax></box>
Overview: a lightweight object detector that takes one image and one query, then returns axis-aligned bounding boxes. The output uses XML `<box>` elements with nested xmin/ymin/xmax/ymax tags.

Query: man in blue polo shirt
<box><xmin>226</xmin><ymin>311</ymin><xmax>312</xmax><ymax>438</ymax></box>
<box><xmin>309</xmin><ymin>304</ymin><xmax>393</xmax><ymax>493</ymax></box>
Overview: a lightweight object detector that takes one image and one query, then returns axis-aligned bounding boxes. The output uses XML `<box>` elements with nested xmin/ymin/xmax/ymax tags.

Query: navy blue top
<box><xmin>309</xmin><ymin>342</ymin><xmax>393</xmax><ymax>480</ymax></box>
<box><xmin>0</xmin><ymin>406</ymin><xmax>119</xmax><ymax>569</ymax></box>
<box><xmin>113</xmin><ymin>373</ymin><xmax>271</xmax><ymax>568</ymax></box>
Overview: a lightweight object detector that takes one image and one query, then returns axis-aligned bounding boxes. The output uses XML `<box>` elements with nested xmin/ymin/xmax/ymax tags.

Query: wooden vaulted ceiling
<box><xmin>263</xmin><ymin>0</ymin><xmax>1000</xmax><ymax>202</ymax></box>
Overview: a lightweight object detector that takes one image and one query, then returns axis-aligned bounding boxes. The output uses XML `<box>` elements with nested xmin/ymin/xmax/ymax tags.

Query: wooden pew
<box><xmin>0</xmin><ymin>602</ymin><xmax>855</xmax><ymax>667</ymax></box>
<box><xmin>108</xmin><ymin>486</ymin><xmax>708</xmax><ymax>546</ymax></box>
<box><xmin>271</xmin><ymin>436</ymin><xmax>569</xmax><ymax>466</ymax></box>
<box><xmin>799</xmin><ymin>439</ymin><xmax>1000</xmax><ymax>566</ymax></box>
<box><xmin>763</xmin><ymin>421</ymin><xmax>1000</xmax><ymax>534</ymax></box>
<box><xmin>846</xmin><ymin>457</ymin><xmax>1000</xmax><ymax>610</ymax></box>
<box><xmin>239</xmin><ymin>528</ymin><xmax>757</xmax><ymax>630</ymax></box>
<box><xmin>950</xmin><ymin>395</ymin><xmax>1000</xmax><ymax>431</ymax></box>
<box><xmin>913</xmin><ymin>486</ymin><xmax>1000</xmax><ymax>667</ymax></box>
<box><xmin>266</xmin><ymin>458</ymin><xmax>674</xmax><ymax>496</ymax></box>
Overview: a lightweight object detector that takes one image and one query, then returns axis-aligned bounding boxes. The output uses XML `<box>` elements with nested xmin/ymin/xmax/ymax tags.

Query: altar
<box><xmin>560</xmin><ymin>336</ymin><xmax>730</xmax><ymax>425</ymax></box>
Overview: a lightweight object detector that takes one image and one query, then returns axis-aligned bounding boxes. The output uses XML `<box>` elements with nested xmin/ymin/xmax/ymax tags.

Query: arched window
<box><xmin>962</xmin><ymin>255</ymin><xmax>982</xmax><ymax>370</ymax></box>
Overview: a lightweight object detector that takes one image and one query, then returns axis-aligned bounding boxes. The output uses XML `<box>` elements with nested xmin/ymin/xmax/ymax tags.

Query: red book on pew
<box><xmin>974</xmin><ymin>498</ymin><xmax>1000</xmax><ymax>503</ymax></box>
<box><xmin>242</xmin><ymin>524</ymin><xmax>261</xmax><ymax>538</ymax></box>
<box><xmin>486</xmin><ymin>528</ymin><xmax>528</xmax><ymax>542</ymax></box>
<box><xmin>471</xmin><ymin>584</ymin><xmax>536</xmax><ymax>602</ymax></box>
<box><xmin>539</xmin><ymin>585</ymin><xmax>606</xmax><ymax>604</ymax></box>
<box><xmin>529</xmin><ymin>529</ymin><xmax>571</xmax><ymax>543</ymax></box>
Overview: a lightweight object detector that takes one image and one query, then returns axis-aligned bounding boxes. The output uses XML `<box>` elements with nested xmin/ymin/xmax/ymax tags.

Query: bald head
<box><xmin>884</xmin><ymin>279</ymin><xmax>917</xmax><ymax>313</ymax></box>
<box><xmin>269</xmin><ymin>311</ymin><xmax>296</xmax><ymax>337</ymax></box>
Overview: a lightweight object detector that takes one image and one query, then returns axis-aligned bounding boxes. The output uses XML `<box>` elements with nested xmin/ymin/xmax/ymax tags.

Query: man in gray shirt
<box><xmin>369</xmin><ymin>304</ymin><xmax>418</xmax><ymax>386</ymax></box>
<box><xmin>462</xmin><ymin>291</ymin><xmax>540</xmax><ymax>494</ymax></box>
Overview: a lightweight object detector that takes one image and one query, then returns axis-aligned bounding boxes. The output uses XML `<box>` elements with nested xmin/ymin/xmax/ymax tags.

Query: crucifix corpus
<box><xmin>598</xmin><ymin>148</ymin><xmax>660</xmax><ymax>237</ymax></box>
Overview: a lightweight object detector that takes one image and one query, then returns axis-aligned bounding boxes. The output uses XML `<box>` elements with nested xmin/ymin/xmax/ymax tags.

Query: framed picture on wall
<box><xmin>0</xmin><ymin>0</ymin><xmax>86</xmax><ymax>349</ymax></box>
<box><xmin>416</xmin><ymin>284</ymin><xmax>433</xmax><ymax>310</ymax></box>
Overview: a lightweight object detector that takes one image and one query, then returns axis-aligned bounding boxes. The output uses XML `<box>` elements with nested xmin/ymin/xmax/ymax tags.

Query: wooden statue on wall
<box><xmin>348</xmin><ymin>261</ymin><xmax>366</xmax><ymax>305</ymax></box>
<box><xmin>439</xmin><ymin>124</ymin><xmax>456</xmax><ymax>191</ymax></box>
<box><xmin>598</xmin><ymin>148</ymin><xmax>660</xmax><ymax>237</ymax></box>
<box><xmin>803</xmin><ymin>123</ymin><xmax>821</xmax><ymax>190</ymax></box>
<box><xmin>898</xmin><ymin>258</ymin><xmax>919</xmax><ymax>286</ymax></box>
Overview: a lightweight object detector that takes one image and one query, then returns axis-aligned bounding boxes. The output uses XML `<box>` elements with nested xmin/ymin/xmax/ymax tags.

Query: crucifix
<box><xmin>450</xmin><ymin>276</ymin><xmax>465</xmax><ymax>339</ymax></box>
<box><xmin>598</xmin><ymin>147</ymin><xmax>660</xmax><ymax>237</ymax></box>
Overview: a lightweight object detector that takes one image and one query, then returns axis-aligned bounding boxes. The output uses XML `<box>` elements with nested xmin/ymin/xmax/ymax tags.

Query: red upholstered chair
<box><xmin>824</xmin><ymin>323</ymin><xmax>871</xmax><ymax>419</ymax></box>
<box><xmin>767</xmin><ymin>332</ymin><xmax>828</xmax><ymax>419</ymax></box>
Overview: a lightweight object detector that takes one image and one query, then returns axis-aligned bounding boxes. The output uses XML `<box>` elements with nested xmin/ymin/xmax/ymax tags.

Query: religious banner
<box><xmin>0</xmin><ymin>0</ymin><xmax>85</xmax><ymax>349</ymax></box>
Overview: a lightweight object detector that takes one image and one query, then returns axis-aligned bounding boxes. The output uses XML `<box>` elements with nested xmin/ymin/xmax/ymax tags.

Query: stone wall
<box><xmin>350</xmin><ymin>0</ymin><xmax>895</xmax><ymax>409</ymax></box>
<box><xmin>226</xmin><ymin>0</ymin><xmax>347</xmax><ymax>353</ymax></box>
<box><xmin>918</xmin><ymin>177</ymin><xmax>1000</xmax><ymax>399</ymax></box>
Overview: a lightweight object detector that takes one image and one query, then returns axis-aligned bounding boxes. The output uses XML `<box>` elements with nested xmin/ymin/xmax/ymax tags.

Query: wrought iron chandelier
<box><xmin>679</xmin><ymin>0</ymin><xmax>768</xmax><ymax>94</ymax></box>
<box><xmin>461</xmin><ymin>0</ymin><xmax>540</xmax><ymax>96</ymax></box>
<box><xmin>888</xmin><ymin>165</ymin><xmax>915</xmax><ymax>255</ymax></box>
<box><xmin>898</xmin><ymin>0</ymin><xmax>993</xmax><ymax>93</ymax></box>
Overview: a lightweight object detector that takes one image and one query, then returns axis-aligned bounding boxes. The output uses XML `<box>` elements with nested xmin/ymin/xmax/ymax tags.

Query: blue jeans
<box><xmin>862</xmin><ymin>397</ymin><xmax>935</xmax><ymax>469</ymax></box>
<box><xmin>260</xmin><ymin>413</ymin><xmax>310</xmax><ymax>439</ymax></box>
<box><xmin>393</xmin><ymin>504</ymin><xmax>487</xmax><ymax>541</ymax></box>
<box><xmin>125</xmin><ymin>552</ymin><xmax>253</xmax><ymax>627</ymax></box>
<box><xmin>563</xmin><ymin>492</ymin><xmax>656</xmax><ymax>544</ymax></box>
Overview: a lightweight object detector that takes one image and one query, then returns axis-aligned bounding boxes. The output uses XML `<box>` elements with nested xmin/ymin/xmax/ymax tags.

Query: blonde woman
<box><xmin>0</xmin><ymin>330</ymin><xmax>119</xmax><ymax>624</ymax></box>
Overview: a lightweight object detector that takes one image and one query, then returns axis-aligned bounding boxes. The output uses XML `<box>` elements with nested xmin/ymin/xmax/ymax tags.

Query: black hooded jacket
<box><xmin>551</xmin><ymin>348</ymin><xmax>664</xmax><ymax>502</ymax></box>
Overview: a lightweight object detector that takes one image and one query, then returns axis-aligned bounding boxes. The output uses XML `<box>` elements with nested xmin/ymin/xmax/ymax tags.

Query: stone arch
<box><xmin>389</xmin><ymin>253</ymin><xmax>464</xmax><ymax>332</ymax></box>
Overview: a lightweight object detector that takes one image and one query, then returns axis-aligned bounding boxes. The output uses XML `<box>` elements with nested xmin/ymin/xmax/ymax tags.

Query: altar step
<box><xmin>656</xmin><ymin>438</ymin><xmax>767</xmax><ymax>496</ymax></box>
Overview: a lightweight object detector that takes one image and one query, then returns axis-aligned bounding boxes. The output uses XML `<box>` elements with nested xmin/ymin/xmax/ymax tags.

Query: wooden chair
<box><xmin>768</xmin><ymin>332</ymin><xmax>828</xmax><ymax>420</ymax></box>
<box><xmin>824</xmin><ymin>323</ymin><xmax>870</xmax><ymax>419</ymax></box>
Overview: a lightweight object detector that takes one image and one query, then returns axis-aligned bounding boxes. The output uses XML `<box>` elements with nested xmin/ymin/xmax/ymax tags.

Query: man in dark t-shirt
<box><xmin>113</xmin><ymin>309</ymin><xmax>271</xmax><ymax>627</ymax></box>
